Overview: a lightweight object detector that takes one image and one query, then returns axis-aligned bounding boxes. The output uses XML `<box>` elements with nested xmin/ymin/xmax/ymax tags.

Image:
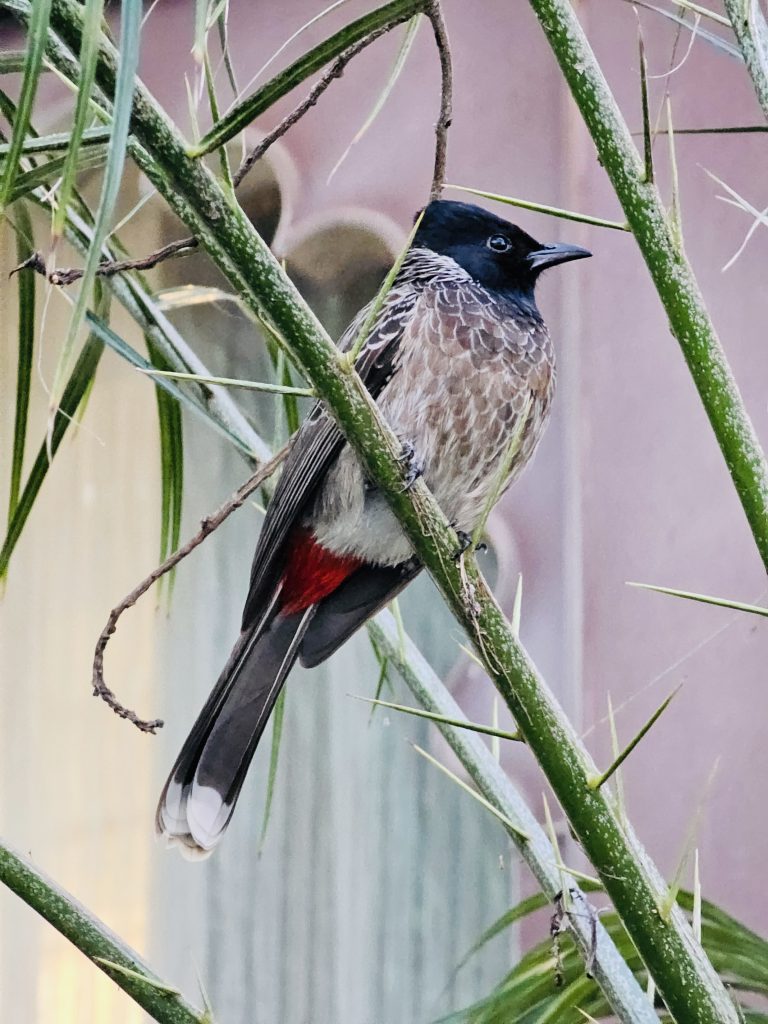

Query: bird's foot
<box><xmin>453</xmin><ymin>530</ymin><xmax>473</xmax><ymax>560</ymax></box>
<box><xmin>399</xmin><ymin>439</ymin><xmax>424</xmax><ymax>491</ymax></box>
<box><xmin>452</xmin><ymin>528</ymin><xmax>487</xmax><ymax>560</ymax></box>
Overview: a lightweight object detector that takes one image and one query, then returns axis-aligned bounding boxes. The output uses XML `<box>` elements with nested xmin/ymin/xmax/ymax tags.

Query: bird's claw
<box><xmin>454</xmin><ymin>530</ymin><xmax>473</xmax><ymax>559</ymax></box>
<box><xmin>452</xmin><ymin>529</ymin><xmax>487</xmax><ymax>560</ymax></box>
<box><xmin>399</xmin><ymin>439</ymin><xmax>424</xmax><ymax>491</ymax></box>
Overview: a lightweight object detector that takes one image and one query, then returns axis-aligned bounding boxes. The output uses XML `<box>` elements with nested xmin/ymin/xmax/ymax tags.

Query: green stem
<box><xmin>16</xmin><ymin>2</ymin><xmax>739</xmax><ymax>1019</ymax></box>
<box><xmin>368</xmin><ymin>612</ymin><xmax>658</xmax><ymax>1024</ymax></box>
<box><xmin>527</xmin><ymin>0</ymin><xmax>768</xmax><ymax>579</ymax></box>
<box><xmin>722</xmin><ymin>0</ymin><xmax>768</xmax><ymax>121</ymax></box>
<box><xmin>0</xmin><ymin>841</ymin><xmax>205</xmax><ymax>1024</ymax></box>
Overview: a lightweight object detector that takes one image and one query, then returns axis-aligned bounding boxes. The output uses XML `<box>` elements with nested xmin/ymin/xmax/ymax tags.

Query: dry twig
<box><xmin>233</xmin><ymin>28</ymin><xmax>390</xmax><ymax>188</ymax></box>
<box><xmin>426</xmin><ymin>0</ymin><xmax>452</xmax><ymax>201</ymax></box>
<box><xmin>11</xmin><ymin>236</ymin><xmax>198</xmax><ymax>286</ymax></box>
<box><xmin>91</xmin><ymin>444</ymin><xmax>290</xmax><ymax>732</ymax></box>
<box><xmin>13</xmin><ymin>7</ymin><xmax>454</xmax><ymax>285</ymax></box>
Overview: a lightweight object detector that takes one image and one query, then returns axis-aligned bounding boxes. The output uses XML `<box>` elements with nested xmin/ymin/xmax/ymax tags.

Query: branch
<box><xmin>527</xmin><ymin>0</ymin><xmax>768</xmax><ymax>578</ymax></box>
<box><xmin>722</xmin><ymin>0</ymin><xmax>768</xmax><ymax>122</ymax></box>
<box><xmin>425</xmin><ymin>0</ymin><xmax>452</xmax><ymax>200</ymax></box>
<box><xmin>0</xmin><ymin>840</ymin><xmax>206</xmax><ymax>1024</ymax></box>
<box><xmin>233</xmin><ymin>28</ymin><xmax>390</xmax><ymax>189</ymax></box>
<box><xmin>10</xmin><ymin>2</ymin><xmax>450</xmax><ymax>284</ymax></box>
<box><xmin>91</xmin><ymin>444</ymin><xmax>289</xmax><ymax>732</ymax></box>
<box><xmin>367</xmin><ymin>612</ymin><xmax>659</xmax><ymax>1024</ymax></box>
<box><xmin>11</xmin><ymin>236</ymin><xmax>198</xmax><ymax>285</ymax></box>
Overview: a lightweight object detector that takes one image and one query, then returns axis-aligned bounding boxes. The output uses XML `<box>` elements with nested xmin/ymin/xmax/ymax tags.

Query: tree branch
<box><xmin>722</xmin><ymin>0</ymin><xmax>768</xmax><ymax>122</ymax></box>
<box><xmin>527</xmin><ymin>0</ymin><xmax>768</xmax><ymax>577</ymax></box>
<box><xmin>0</xmin><ymin>840</ymin><xmax>206</xmax><ymax>1024</ymax></box>
<box><xmin>11</xmin><ymin>236</ymin><xmax>198</xmax><ymax>286</ymax></box>
<box><xmin>425</xmin><ymin>0</ymin><xmax>452</xmax><ymax>200</ymax></box>
<box><xmin>91</xmin><ymin>443</ymin><xmax>289</xmax><ymax>732</ymax></box>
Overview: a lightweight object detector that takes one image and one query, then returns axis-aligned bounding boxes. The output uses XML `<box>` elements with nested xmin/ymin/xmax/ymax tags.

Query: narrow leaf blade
<box><xmin>8</xmin><ymin>201</ymin><xmax>36</xmax><ymax>520</ymax></box>
<box><xmin>0</xmin><ymin>0</ymin><xmax>53</xmax><ymax>212</ymax></box>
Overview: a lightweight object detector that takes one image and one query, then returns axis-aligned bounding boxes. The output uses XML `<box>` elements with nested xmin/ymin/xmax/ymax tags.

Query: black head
<box><xmin>412</xmin><ymin>199</ymin><xmax>590</xmax><ymax>301</ymax></box>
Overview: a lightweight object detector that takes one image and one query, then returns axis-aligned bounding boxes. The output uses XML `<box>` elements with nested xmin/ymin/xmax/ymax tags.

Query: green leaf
<box><xmin>7</xmin><ymin>201</ymin><xmax>35</xmax><ymax>521</ymax></box>
<box><xmin>4</xmin><ymin>144</ymin><xmax>109</xmax><ymax>203</ymax></box>
<box><xmin>0</xmin><ymin>124</ymin><xmax>111</xmax><ymax>156</ymax></box>
<box><xmin>453</xmin><ymin>885</ymin><xmax>768</xmax><ymax>1024</ymax></box>
<box><xmin>189</xmin><ymin>0</ymin><xmax>425</xmax><ymax>157</ymax></box>
<box><xmin>145</xmin><ymin>336</ymin><xmax>184</xmax><ymax>601</ymax></box>
<box><xmin>52</xmin><ymin>0</ymin><xmax>106</xmax><ymax>240</ymax></box>
<box><xmin>258</xmin><ymin>686</ymin><xmax>287</xmax><ymax>852</ymax></box>
<box><xmin>0</xmin><ymin>0</ymin><xmax>52</xmax><ymax>213</ymax></box>
<box><xmin>627</xmin><ymin>0</ymin><xmax>742</xmax><ymax>59</ymax></box>
<box><xmin>83</xmin><ymin>312</ymin><xmax>258</xmax><ymax>456</ymax></box>
<box><xmin>446</xmin><ymin>184</ymin><xmax>629</xmax><ymax>231</ymax></box>
<box><xmin>47</xmin><ymin>0</ymin><xmax>141</xmax><ymax>440</ymax></box>
<box><xmin>142</xmin><ymin>369</ymin><xmax>314</xmax><ymax>397</ymax></box>
<box><xmin>0</xmin><ymin>286</ymin><xmax>109</xmax><ymax>580</ymax></box>
<box><xmin>327</xmin><ymin>13</ymin><xmax>421</xmax><ymax>183</ymax></box>
<box><xmin>627</xmin><ymin>581</ymin><xmax>768</xmax><ymax>618</ymax></box>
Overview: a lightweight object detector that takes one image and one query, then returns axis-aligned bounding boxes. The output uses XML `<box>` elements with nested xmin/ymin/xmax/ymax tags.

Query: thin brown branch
<box><xmin>91</xmin><ymin>444</ymin><xmax>290</xmax><ymax>733</ymax></box>
<box><xmin>233</xmin><ymin>28</ymin><xmax>390</xmax><ymax>189</ymax></box>
<box><xmin>12</xmin><ymin>12</ymin><xmax>450</xmax><ymax>285</ymax></box>
<box><xmin>425</xmin><ymin>0</ymin><xmax>452</xmax><ymax>202</ymax></box>
<box><xmin>11</xmin><ymin>237</ymin><xmax>198</xmax><ymax>285</ymax></box>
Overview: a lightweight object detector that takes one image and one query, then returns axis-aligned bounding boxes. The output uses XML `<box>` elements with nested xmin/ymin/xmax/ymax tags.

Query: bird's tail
<box><xmin>156</xmin><ymin>601</ymin><xmax>314</xmax><ymax>859</ymax></box>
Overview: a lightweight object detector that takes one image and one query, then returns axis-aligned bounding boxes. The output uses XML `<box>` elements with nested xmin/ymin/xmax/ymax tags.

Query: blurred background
<box><xmin>1</xmin><ymin>0</ymin><xmax>767</xmax><ymax>1020</ymax></box>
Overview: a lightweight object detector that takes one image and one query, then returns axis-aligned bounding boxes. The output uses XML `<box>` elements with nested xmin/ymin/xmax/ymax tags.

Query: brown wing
<box><xmin>240</xmin><ymin>289</ymin><xmax>417</xmax><ymax>630</ymax></box>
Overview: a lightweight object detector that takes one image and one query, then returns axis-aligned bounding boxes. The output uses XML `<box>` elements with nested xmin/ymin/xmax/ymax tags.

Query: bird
<box><xmin>156</xmin><ymin>198</ymin><xmax>590</xmax><ymax>857</ymax></box>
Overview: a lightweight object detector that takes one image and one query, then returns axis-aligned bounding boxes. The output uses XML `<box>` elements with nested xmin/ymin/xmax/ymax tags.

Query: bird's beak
<box><xmin>527</xmin><ymin>243</ymin><xmax>592</xmax><ymax>271</ymax></box>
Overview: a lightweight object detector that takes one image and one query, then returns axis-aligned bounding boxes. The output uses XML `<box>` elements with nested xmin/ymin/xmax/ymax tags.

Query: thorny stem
<box><xmin>91</xmin><ymin>445</ymin><xmax>289</xmax><ymax>731</ymax></box>
<box><xmin>0</xmin><ymin>841</ymin><xmax>206</xmax><ymax>1024</ymax></box>
<box><xmin>528</xmin><ymin>0</ymin><xmax>768</xmax><ymax>582</ymax></box>
<box><xmin>722</xmin><ymin>0</ymin><xmax>768</xmax><ymax>122</ymax></box>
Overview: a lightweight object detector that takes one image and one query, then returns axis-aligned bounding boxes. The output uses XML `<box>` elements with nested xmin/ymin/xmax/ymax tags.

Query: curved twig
<box><xmin>91</xmin><ymin>444</ymin><xmax>290</xmax><ymax>732</ymax></box>
<box><xmin>425</xmin><ymin>0</ymin><xmax>452</xmax><ymax>201</ymax></box>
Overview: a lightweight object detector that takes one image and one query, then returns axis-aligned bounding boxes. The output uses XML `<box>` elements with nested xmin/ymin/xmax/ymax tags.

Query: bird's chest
<box><xmin>378</xmin><ymin>313</ymin><xmax>555</xmax><ymax>510</ymax></box>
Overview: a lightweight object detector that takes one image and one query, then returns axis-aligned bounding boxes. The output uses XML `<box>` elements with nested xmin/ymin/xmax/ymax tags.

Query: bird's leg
<box><xmin>454</xmin><ymin>530</ymin><xmax>473</xmax><ymax>558</ymax></box>
<box><xmin>452</xmin><ymin>527</ymin><xmax>488</xmax><ymax>560</ymax></box>
<box><xmin>398</xmin><ymin>439</ymin><xmax>424</xmax><ymax>491</ymax></box>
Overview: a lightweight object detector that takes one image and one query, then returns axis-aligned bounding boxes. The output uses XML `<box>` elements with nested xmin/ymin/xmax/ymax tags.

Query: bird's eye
<box><xmin>487</xmin><ymin>234</ymin><xmax>511</xmax><ymax>253</ymax></box>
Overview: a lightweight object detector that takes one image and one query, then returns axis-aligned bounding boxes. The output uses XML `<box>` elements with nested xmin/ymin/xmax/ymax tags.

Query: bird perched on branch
<box><xmin>157</xmin><ymin>199</ymin><xmax>590</xmax><ymax>857</ymax></box>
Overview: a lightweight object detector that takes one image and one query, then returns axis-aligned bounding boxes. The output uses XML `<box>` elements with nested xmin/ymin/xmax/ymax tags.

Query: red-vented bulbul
<box><xmin>156</xmin><ymin>199</ymin><xmax>590</xmax><ymax>857</ymax></box>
